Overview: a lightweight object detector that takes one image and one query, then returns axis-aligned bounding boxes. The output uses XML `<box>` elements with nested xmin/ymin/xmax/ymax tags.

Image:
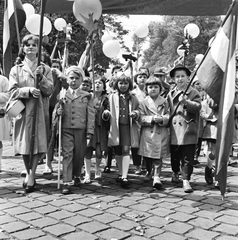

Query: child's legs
<box><xmin>95</xmin><ymin>143</ymin><xmax>102</xmax><ymax>171</ymax></box>
<box><xmin>144</xmin><ymin>156</ymin><xmax>153</xmax><ymax>173</ymax></box>
<box><xmin>62</xmin><ymin>129</ymin><xmax>74</xmax><ymax>183</ymax></box>
<box><xmin>73</xmin><ymin>129</ymin><xmax>87</xmax><ymax>178</ymax></box>
<box><xmin>206</xmin><ymin>140</ymin><xmax>216</xmax><ymax>168</ymax></box>
<box><xmin>85</xmin><ymin>146</ymin><xmax>93</xmax><ymax>177</ymax></box>
<box><xmin>121</xmin><ymin>146</ymin><xmax>130</xmax><ymax>179</ymax></box>
<box><xmin>105</xmin><ymin>147</ymin><xmax>112</xmax><ymax>169</ymax></box>
<box><xmin>114</xmin><ymin>146</ymin><xmax>122</xmax><ymax>175</ymax></box>
<box><xmin>153</xmin><ymin>158</ymin><xmax>163</xmax><ymax>177</ymax></box>
<box><xmin>131</xmin><ymin>148</ymin><xmax>141</xmax><ymax>167</ymax></box>
<box><xmin>180</xmin><ymin>144</ymin><xmax>196</xmax><ymax>180</ymax></box>
<box><xmin>170</xmin><ymin>145</ymin><xmax>182</xmax><ymax>174</ymax></box>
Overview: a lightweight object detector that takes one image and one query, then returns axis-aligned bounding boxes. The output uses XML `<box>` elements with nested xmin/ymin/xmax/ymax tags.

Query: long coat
<box><xmin>0</xmin><ymin>75</ymin><xmax>10</xmax><ymax>141</ymax></box>
<box><xmin>108</xmin><ymin>91</ymin><xmax>140</xmax><ymax>148</ymax></box>
<box><xmin>167</xmin><ymin>86</ymin><xmax>201</xmax><ymax>145</ymax></box>
<box><xmin>138</xmin><ymin>96</ymin><xmax>170</xmax><ymax>159</ymax></box>
<box><xmin>88</xmin><ymin>94</ymin><xmax>110</xmax><ymax>151</ymax></box>
<box><xmin>9</xmin><ymin>62</ymin><xmax>53</xmax><ymax>155</ymax></box>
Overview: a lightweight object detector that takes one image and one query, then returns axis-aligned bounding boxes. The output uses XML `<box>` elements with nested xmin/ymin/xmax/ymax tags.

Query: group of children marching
<box><xmin>56</xmin><ymin>64</ymin><xmax>201</xmax><ymax>195</ymax></box>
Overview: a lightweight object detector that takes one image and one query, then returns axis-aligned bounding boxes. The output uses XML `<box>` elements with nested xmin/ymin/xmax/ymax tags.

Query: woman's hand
<box><xmin>130</xmin><ymin>111</ymin><xmax>138</xmax><ymax>120</ymax></box>
<box><xmin>153</xmin><ymin>115</ymin><xmax>163</xmax><ymax>123</ymax></box>
<box><xmin>30</xmin><ymin>87</ymin><xmax>41</xmax><ymax>98</ymax></box>
<box><xmin>35</xmin><ymin>65</ymin><xmax>44</xmax><ymax>80</ymax></box>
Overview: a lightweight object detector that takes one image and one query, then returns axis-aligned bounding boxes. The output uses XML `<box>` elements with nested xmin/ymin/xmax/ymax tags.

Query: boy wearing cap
<box><xmin>167</xmin><ymin>64</ymin><xmax>201</xmax><ymax>193</ymax></box>
<box><xmin>56</xmin><ymin>66</ymin><xmax>95</xmax><ymax>194</ymax></box>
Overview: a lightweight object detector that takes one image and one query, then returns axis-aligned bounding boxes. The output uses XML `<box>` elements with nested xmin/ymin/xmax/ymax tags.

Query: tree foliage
<box><xmin>142</xmin><ymin>16</ymin><xmax>222</xmax><ymax>72</ymax></box>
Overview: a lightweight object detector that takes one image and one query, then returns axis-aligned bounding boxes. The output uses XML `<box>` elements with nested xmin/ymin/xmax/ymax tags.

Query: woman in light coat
<box><xmin>9</xmin><ymin>34</ymin><xmax>53</xmax><ymax>193</ymax></box>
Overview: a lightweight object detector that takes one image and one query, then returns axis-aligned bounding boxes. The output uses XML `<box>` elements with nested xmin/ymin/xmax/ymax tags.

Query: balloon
<box><xmin>73</xmin><ymin>2</ymin><xmax>86</xmax><ymax>23</ymax></box>
<box><xmin>101</xmin><ymin>33</ymin><xmax>113</xmax><ymax>44</ymax></box>
<box><xmin>54</xmin><ymin>18</ymin><xmax>67</xmax><ymax>31</ymax></box>
<box><xmin>103</xmin><ymin>40</ymin><xmax>120</xmax><ymax>58</ymax></box>
<box><xmin>184</xmin><ymin>23</ymin><xmax>200</xmax><ymax>39</ymax></box>
<box><xmin>208</xmin><ymin>36</ymin><xmax>215</xmax><ymax>47</ymax></box>
<box><xmin>23</xmin><ymin>3</ymin><xmax>35</xmax><ymax>18</ymax></box>
<box><xmin>195</xmin><ymin>54</ymin><xmax>204</xmax><ymax>64</ymax></box>
<box><xmin>177</xmin><ymin>45</ymin><xmax>185</xmax><ymax>56</ymax></box>
<box><xmin>135</xmin><ymin>23</ymin><xmax>149</xmax><ymax>38</ymax></box>
<box><xmin>74</xmin><ymin>0</ymin><xmax>102</xmax><ymax>21</ymax></box>
<box><xmin>25</xmin><ymin>14</ymin><xmax>52</xmax><ymax>35</ymax></box>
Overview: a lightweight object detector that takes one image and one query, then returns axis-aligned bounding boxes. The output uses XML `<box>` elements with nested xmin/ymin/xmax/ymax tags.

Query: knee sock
<box><xmin>207</xmin><ymin>153</ymin><xmax>215</xmax><ymax>169</ymax></box>
<box><xmin>84</xmin><ymin>159</ymin><xmax>91</xmax><ymax>177</ymax></box>
<box><xmin>115</xmin><ymin>155</ymin><xmax>122</xmax><ymax>175</ymax></box>
<box><xmin>122</xmin><ymin>155</ymin><xmax>130</xmax><ymax>179</ymax></box>
<box><xmin>154</xmin><ymin>159</ymin><xmax>162</xmax><ymax>178</ymax></box>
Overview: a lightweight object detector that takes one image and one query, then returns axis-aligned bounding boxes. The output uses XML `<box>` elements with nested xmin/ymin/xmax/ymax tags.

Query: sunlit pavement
<box><xmin>0</xmin><ymin>140</ymin><xmax>238</xmax><ymax>240</ymax></box>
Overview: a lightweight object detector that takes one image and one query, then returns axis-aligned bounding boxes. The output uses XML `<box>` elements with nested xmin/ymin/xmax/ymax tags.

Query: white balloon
<box><xmin>26</xmin><ymin>14</ymin><xmax>52</xmax><ymax>36</ymax></box>
<box><xmin>74</xmin><ymin>0</ymin><xmax>102</xmax><ymax>21</ymax></box>
<box><xmin>101</xmin><ymin>33</ymin><xmax>113</xmax><ymax>44</ymax></box>
<box><xmin>23</xmin><ymin>3</ymin><xmax>35</xmax><ymax>18</ymax></box>
<box><xmin>208</xmin><ymin>36</ymin><xmax>215</xmax><ymax>47</ymax></box>
<box><xmin>177</xmin><ymin>45</ymin><xmax>185</xmax><ymax>56</ymax></box>
<box><xmin>54</xmin><ymin>18</ymin><xmax>67</xmax><ymax>31</ymax></box>
<box><xmin>135</xmin><ymin>23</ymin><xmax>149</xmax><ymax>38</ymax></box>
<box><xmin>184</xmin><ymin>23</ymin><xmax>200</xmax><ymax>39</ymax></box>
<box><xmin>103</xmin><ymin>40</ymin><xmax>120</xmax><ymax>58</ymax></box>
<box><xmin>73</xmin><ymin>2</ymin><xmax>86</xmax><ymax>23</ymax></box>
<box><xmin>195</xmin><ymin>54</ymin><xmax>204</xmax><ymax>64</ymax></box>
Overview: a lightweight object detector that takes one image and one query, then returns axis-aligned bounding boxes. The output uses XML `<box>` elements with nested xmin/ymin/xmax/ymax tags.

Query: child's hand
<box><xmin>153</xmin><ymin>115</ymin><xmax>163</xmax><ymax>123</ymax></box>
<box><xmin>103</xmin><ymin>109</ymin><xmax>110</xmax><ymax>118</ymax></box>
<box><xmin>130</xmin><ymin>111</ymin><xmax>137</xmax><ymax>120</ymax></box>
<box><xmin>86</xmin><ymin>133</ymin><xmax>93</xmax><ymax>139</ymax></box>
<box><xmin>178</xmin><ymin>94</ymin><xmax>187</xmax><ymax>105</ymax></box>
<box><xmin>57</xmin><ymin>106</ymin><xmax>64</xmax><ymax>116</ymax></box>
<box><xmin>30</xmin><ymin>87</ymin><xmax>41</xmax><ymax>98</ymax></box>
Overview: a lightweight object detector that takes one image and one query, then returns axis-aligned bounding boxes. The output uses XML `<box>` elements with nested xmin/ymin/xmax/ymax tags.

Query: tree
<box><xmin>142</xmin><ymin>16</ymin><xmax>222</xmax><ymax>73</ymax></box>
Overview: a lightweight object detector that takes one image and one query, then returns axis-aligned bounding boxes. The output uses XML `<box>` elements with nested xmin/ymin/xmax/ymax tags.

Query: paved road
<box><xmin>0</xmin><ymin>140</ymin><xmax>238</xmax><ymax>240</ymax></box>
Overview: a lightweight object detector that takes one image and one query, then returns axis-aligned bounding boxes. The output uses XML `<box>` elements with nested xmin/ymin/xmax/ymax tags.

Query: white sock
<box><xmin>122</xmin><ymin>155</ymin><xmax>130</xmax><ymax>179</ymax></box>
<box><xmin>84</xmin><ymin>159</ymin><xmax>91</xmax><ymax>177</ymax></box>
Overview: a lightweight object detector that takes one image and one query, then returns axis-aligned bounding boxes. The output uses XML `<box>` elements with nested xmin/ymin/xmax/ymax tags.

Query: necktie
<box><xmin>72</xmin><ymin>90</ymin><xmax>77</xmax><ymax>98</ymax></box>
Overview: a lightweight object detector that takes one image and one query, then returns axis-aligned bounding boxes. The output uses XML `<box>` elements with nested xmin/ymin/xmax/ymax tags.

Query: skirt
<box><xmin>119</xmin><ymin>124</ymin><xmax>131</xmax><ymax>146</ymax></box>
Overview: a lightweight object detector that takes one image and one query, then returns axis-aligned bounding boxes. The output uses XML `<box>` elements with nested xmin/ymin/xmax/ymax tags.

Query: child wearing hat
<box><xmin>167</xmin><ymin>64</ymin><xmax>201</xmax><ymax>193</ymax></box>
<box><xmin>138</xmin><ymin>76</ymin><xmax>170</xmax><ymax>189</ymax></box>
<box><xmin>55</xmin><ymin>66</ymin><xmax>95</xmax><ymax>194</ymax></box>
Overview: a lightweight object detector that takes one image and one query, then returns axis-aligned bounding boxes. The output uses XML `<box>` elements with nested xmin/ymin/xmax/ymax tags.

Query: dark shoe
<box><xmin>144</xmin><ymin>171</ymin><xmax>153</xmax><ymax>182</ymax></box>
<box><xmin>121</xmin><ymin>178</ymin><xmax>130</xmax><ymax>188</ymax></box>
<box><xmin>171</xmin><ymin>172</ymin><xmax>181</xmax><ymax>183</ymax></box>
<box><xmin>104</xmin><ymin>167</ymin><xmax>111</xmax><ymax>173</ymax></box>
<box><xmin>74</xmin><ymin>178</ymin><xmax>81</xmax><ymax>187</ymax></box>
<box><xmin>193</xmin><ymin>159</ymin><xmax>201</xmax><ymax>167</ymax></box>
<box><xmin>153</xmin><ymin>176</ymin><xmax>162</xmax><ymax>190</ymax></box>
<box><xmin>25</xmin><ymin>184</ymin><xmax>35</xmax><ymax>193</ymax></box>
<box><xmin>22</xmin><ymin>180</ymin><xmax>27</xmax><ymax>188</ymax></box>
<box><xmin>62</xmin><ymin>184</ymin><xmax>71</xmax><ymax>194</ymax></box>
<box><xmin>116</xmin><ymin>175</ymin><xmax>122</xmax><ymax>183</ymax></box>
<box><xmin>183</xmin><ymin>180</ymin><xmax>193</xmax><ymax>193</ymax></box>
<box><xmin>205</xmin><ymin>166</ymin><xmax>213</xmax><ymax>185</ymax></box>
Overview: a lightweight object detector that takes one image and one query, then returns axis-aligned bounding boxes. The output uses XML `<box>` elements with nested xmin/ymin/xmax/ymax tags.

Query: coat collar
<box><xmin>144</xmin><ymin>96</ymin><xmax>166</xmax><ymax>114</ymax></box>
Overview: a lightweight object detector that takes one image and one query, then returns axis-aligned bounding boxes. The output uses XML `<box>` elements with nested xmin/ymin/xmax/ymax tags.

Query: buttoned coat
<box><xmin>108</xmin><ymin>91</ymin><xmax>140</xmax><ymax>148</ymax></box>
<box><xmin>60</xmin><ymin>89</ymin><xmax>95</xmax><ymax>134</ymax></box>
<box><xmin>138</xmin><ymin>96</ymin><xmax>170</xmax><ymax>159</ymax></box>
<box><xmin>167</xmin><ymin>86</ymin><xmax>201</xmax><ymax>145</ymax></box>
<box><xmin>9</xmin><ymin>63</ymin><xmax>53</xmax><ymax>155</ymax></box>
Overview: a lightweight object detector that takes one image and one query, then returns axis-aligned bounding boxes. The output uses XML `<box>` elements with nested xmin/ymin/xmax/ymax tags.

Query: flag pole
<box><xmin>13</xmin><ymin>0</ymin><xmax>21</xmax><ymax>49</ymax></box>
<box><xmin>29</xmin><ymin>0</ymin><xmax>46</xmax><ymax>167</ymax></box>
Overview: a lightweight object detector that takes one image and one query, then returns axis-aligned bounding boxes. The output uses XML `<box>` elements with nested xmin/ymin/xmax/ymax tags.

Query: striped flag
<box><xmin>197</xmin><ymin>0</ymin><xmax>238</xmax><ymax>197</ymax></box>
<box><xmin>3</xmin><ymin>0</ymin><xmax>26</xmax><ymax>78</ymax></box>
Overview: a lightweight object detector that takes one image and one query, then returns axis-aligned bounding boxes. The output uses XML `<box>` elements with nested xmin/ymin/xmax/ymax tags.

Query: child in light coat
<box><xmin>138</xmin><ymin>76</ymin><xmax>170</xmax><ymax>189</ymax></box>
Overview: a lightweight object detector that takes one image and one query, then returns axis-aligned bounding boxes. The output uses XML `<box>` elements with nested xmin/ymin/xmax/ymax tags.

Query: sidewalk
<box><xmin>0</xmin><ymin>140</ymin><xmax>238</xmax><ymax>240</ymax></box>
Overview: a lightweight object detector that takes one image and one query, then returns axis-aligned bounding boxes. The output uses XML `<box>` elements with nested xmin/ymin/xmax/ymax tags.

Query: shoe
<box><xmin>103</xmin><ymin>167</ymin><xmax>111</xmax><ymax>173</ymax></box>
<box><xmin>74</xmin><ymin>177</ymin><xmax>81</xmax><ymax>187</ymax></box>
<box><xmin>135</xmin><ymin>166</ymin><xmax>142</xmax><ymax>175</ymax></box>
<box><xmin>144</xmin><ymin>171</ymin><xmax>153</xmax><ymax>182</ymax></box>
<box><xmin>205</xmin><ymin>166</ymin><xmax>213</xmax><ymax>185</ymax></box>
<box><xmin>83</xmin><ymin>175</ymin><xmax>91</xmax><ymax>184</ymax></box>
<box><xmin>183</xmin><ymin>180</ymin><xmax>193</xmax><ymax>193</ymax></box>
<box><xmin>20</xmin><ymin>170</ymin><xmax>27</xmax><ymax>178</ymax></box>
<box><xmin>22</xmin><ymin>179</ymin><xmax>27</xmax><ymax>188</ymax></box>
<box><xmin>116</xmin><ymin>175</ymin><xmax>122</xmax><ymax>183</ymax></box>
<box><xmin>25</xmin><ymin>181</ymin><xmax>36</xmax><ymax>193</ymax></box>
<box><xmin>43</xmin><ymin>166</ymin><xmax>53</xmax><ymax>175</ymax></box>
<box><xmin>121</xmin><ymin>178</ymin><xmax>130</xmax><ymax>188</ymax></box>
<box><xmin>193</xmin><ymin>159</ymin><xmax>201</xmax><ymax>167</ymax></box>
<box><xmin>153</xmin><ymin>176</ymin><xmax>162</xmax><ymax>190</ymax></box>
<box><xmin>228</xmin><ymin>159</ymin><xmax>238</xmax><ymax>166</ymax></box>
<box><xmin>95</xmin><ymin>169</ymin><xmax>102</xmax><ymax>179</ymax></box>
<box><xmin>62</xmin><ymin>184</ymin><xmax>71</xmax><ymax>194</ymax></box>
<box><xmin>171</xmin><ymin>172</ymin><xmax>181</xmax><ymax>183</ymax></box>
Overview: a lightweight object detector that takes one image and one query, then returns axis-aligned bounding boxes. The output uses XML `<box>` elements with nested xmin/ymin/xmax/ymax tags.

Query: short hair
<box><xmin>51</xmin><ymin>58</ymin><xmax>62</xmax><ymax>71</ymax></box>
<box><xmin>145</xmin><ymin>76</ymin><xmax>163</xmax><ymax>95</ymax></box>
<box><xmin>112</xmin><ymin>73</ymin><xmax>133</xmax><ymax>91</ymax></box>
<box><xmin>94</xmin><ymin>76</ymin><xmax>107</xmax><ymax>95</ymax></box>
